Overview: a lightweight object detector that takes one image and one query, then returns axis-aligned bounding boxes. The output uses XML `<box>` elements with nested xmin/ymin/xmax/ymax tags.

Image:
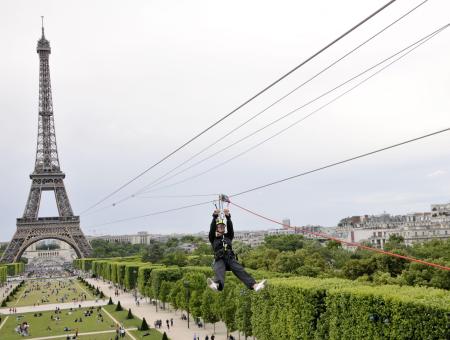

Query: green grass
<box><xmin>0</xmin><ymin>279</ymin><xmax>164</xmax><ymax>340</ymax></box>
<box><xmin>103</xmin><ymin>305</ymin><xmax>164</xmax><ymax>340</ymax></box>
<box><xmin>0</xmin><ymin>307</ymin><xmax>114</xmax><ymax>340</ymax></box>
<box><xmin>5</xmin><ymin>278</ymin><xmax>95</xmax><ymax>307</ymax></box>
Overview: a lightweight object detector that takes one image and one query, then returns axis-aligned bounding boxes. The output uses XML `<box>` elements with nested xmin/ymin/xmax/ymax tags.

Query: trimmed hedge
<box><xmin>73</xmin><ymin>258</ymin><xmax>93</xmax><ymax>271</ymax></box>
<box><xmin>137</xmin><ymin>266</ymin><xmax>161</xmax><ymax>295</ymax></box>
<box><xmin>124</xmin><ymin>264</ymin><xmax>140</xmax><ymax>290</ymax></box>
<box><xmin>0</xmin><ymin>266</ymin><xmax>7</xmax><ymax>284</ymax></box>
<box><xmin>76</xmin><ymin>259</ymin><xmax>450</xmax><ymax>339</ymax></box>
<box><xmin>150</xmin><ymin>267</ymin><xmax>182</xmax><ymax>299</ymax></box>
<box><xmin>251</xmin><ymin>277</ymin><xmax>450</xmax><ymax>340</ymax></box>
<box><xmin>6</xmin><ymin>263</ymin><xmax>25</xmax><ymax>276</ymax></box>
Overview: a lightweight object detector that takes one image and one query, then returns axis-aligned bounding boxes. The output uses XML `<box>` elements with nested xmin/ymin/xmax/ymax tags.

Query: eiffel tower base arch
<box><xmin>0</xmin><ymin>216</ymin><xmax>92</xmax><ymax>263</ymax></box>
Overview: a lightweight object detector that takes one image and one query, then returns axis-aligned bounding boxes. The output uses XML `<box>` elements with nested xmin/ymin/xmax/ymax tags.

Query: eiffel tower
<box><xmin>0</xmin><ymin>23</ymin><xmax>92</xmax><ymax>263</ymax></box>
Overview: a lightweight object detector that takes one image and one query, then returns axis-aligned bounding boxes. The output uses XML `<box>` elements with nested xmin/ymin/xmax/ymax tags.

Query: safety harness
<box><xmin>213</xmin><ymin>194</ymin><xmax>234</xmax><ymax>262</ymax></box>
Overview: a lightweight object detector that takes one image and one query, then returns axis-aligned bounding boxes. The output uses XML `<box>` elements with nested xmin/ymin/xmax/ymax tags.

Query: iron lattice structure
<box><xmin>0</xmin><ymin>26</ymin><xmax>92</xmax><ymax>263</ymax></box>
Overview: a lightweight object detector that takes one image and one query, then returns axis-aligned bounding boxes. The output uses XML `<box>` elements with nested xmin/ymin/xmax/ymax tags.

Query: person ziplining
<box><xmin>207</xmin><ymin>195</ymin><xmax>266</xmax><ymax>291</ymax></box>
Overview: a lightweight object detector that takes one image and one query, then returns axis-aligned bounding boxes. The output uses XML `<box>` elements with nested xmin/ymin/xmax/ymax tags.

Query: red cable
<box><xmin>230</xmin><ymin>201</ymin><xmax>450</xmax><ymax>271</ymax></box>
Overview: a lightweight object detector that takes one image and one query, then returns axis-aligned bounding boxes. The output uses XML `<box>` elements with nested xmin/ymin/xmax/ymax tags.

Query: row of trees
<box><xmin>90</xmin><ymin>236</ymin><xmax>210</xmax><ymax>266</ymax></box>
<box><xmin>238</xmin><ymin>234</ymin><xmax>450</xmax><ymax>290</ymax></box>
<box><xmin>0</xmin><ymin>266</ymin><xmax>7</xmax><ymax>285</ymax></box>
<box><xmin>0</xmin><ymin>262</ymin><xmax>25</xmax><ymax>279</ymax></box>
<box><xmin>88</xmin><ymin>233</ymin><xmax>450</xmax><ymax>290</ymax></box>
<box><xmin>75</xmin><ymin>259</ymin><xmax>450</xmax><ymax>339</ymax></box>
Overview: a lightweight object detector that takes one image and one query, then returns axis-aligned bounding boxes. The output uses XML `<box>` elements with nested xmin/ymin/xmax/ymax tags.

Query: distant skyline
<box><xmin>1</xmin><ymin>0</ymin><xmax>449</xmax><ymax>241</ymax></box>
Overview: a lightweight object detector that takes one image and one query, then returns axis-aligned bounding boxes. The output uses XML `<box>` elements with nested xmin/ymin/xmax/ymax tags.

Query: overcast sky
<box><xmin>0</xmin><ymin>0</ymin><xmax>449</xmax><ymax>241</ymax></box>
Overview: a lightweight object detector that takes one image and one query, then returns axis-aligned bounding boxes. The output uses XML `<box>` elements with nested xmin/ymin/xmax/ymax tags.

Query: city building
<box><xmin>87</xmin><ymin>231</ymin><xmax>170</xmax><ymax>245</ymax></box>
<box><xmin>22</xmin><ymin>240</ymin><xmax>77</xmax><ymax>264</ymax></box>
<box><xmin>282</xmin><ymin>218</ymin><xmax>291</xmax><ymax>227</ymax></box>
<box><xmin>337</xmin><ymin>203</ymin><xmax>450</xmax><ymax>248</ymax></box>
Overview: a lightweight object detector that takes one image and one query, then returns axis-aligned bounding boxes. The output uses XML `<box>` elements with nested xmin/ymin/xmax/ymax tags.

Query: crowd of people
<box><xmin>22</xmin><ymin>279</ymin><xmax>89</xmax><ymax>306</ymax></box>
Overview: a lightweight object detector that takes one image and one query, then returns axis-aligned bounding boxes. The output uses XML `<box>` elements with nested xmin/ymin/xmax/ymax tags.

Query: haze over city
<box><xmin>1</xmin><ymin>0</ymin><xmax>449</xmax><ymax>241</ymax></box>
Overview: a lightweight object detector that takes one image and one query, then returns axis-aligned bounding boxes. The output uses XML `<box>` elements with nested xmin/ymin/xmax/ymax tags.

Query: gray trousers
<box><xmin>213</xmin><ymin>254</ymin><xmax>256</xmax><ymax>290</ymax></box>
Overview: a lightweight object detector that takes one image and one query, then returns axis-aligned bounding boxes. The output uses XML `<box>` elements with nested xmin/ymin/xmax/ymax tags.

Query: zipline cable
<box><xmin>86</xmin><ymin>127</ymin><xmax>450</xmax><ymax>228</ymax></box>
<box><xmin>130</xmin><ymin>0</ymin><xmax>429</xmax><ymax>197</ymax></box>
<box><xmin>80</xmin><ymin>0</ymin><xmax>397</xmax><ymax>215</ymax></box>
<box><xmin>230</xmin><ymin>200</ymin><xmax>450</xmax><ymax>271</ymax></box>
<box><xmin>83</xmin><ymin>192</ymin><xmax>218</xmax><ymax>217</ymax></box>
<box><xmin>95</xmin><ymin>1</ymin><xmax>427</xmax><ymax>212</ymax></box>
<box><xmin>231</xmin><ymin>128</ymin><xmax>449</xmax><ymax>198</ymax></box>
<box><xmin>88</xmin><ymin>199</ymin><xmax>214</xmax><ymax>229</ymax></box>
<box><xmin>141</xmin><ymin>24</ymin><xmax>449</xmax><ymax>194</ymax></box>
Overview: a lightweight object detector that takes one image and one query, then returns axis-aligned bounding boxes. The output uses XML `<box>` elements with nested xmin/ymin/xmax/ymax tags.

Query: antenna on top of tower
<box><xmin>41</xmin><ymin>16</ymin><xmax>44</xmax><ymax>36</ymax></box>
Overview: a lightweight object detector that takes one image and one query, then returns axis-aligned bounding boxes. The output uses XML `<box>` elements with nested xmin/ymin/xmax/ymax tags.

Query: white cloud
<box><xmin>427</xmin><ymin>170</ymin><xmax>447</xmax><ymax>178</ymax></box>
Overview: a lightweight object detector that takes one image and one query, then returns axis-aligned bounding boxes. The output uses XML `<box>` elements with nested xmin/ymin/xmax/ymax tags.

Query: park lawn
<box><xmin>0</xmin><ymin>307</ymin><xmax>114</xmax><ymax>340</ymax></box>
<box><xmin>7</xmin><ymin>279</ymin><xmax>95</xmax><ymax>307</ymax></box>
<box><xmin>103</xmin><ymin>305</ymin><xmax>165</xmax><ymax>340</ymax></box>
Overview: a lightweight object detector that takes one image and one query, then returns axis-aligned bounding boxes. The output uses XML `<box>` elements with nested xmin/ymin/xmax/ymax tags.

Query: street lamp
<box><xmin>184</xmin><ymin>281</ymin><xmax>190</xmax><ymax>329</ymax></box>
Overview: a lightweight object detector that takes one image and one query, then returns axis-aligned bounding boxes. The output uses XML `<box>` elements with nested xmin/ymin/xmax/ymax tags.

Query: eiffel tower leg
<box><xmin>55</xmin><ymin>185</ymin><xmax>74</xmax><ymax>217</ymax></box>
<box><xmin>23</xmin><ymin>184</ymin><xmax>41</xmax><ymax>219</ymax></box>
<box><xmin>0</xmin><ymin>229</ymin><xmax>26</xmax><ymax>263</ymax></box>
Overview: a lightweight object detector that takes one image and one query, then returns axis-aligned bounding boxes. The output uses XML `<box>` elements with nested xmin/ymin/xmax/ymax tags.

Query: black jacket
<box><xmin>209</xmin><ymin>213</ymin><xmax>234</xmax><ymax>256</ymax></box>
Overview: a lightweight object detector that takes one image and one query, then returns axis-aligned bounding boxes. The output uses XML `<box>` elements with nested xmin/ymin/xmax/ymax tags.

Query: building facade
<box><xmin>87</xmin><ymin>231</ymin><xmax>170</xmax><ymax>245</ymax></box>
<box><xmin>337</xmin><ymin>203</ymin><xmax>450</xmax><ymax>248</ymax></box>
<box><xmin>22</xmin><ymin>239</ymin><xmax>77</xmax><ymax>263</ymax></box>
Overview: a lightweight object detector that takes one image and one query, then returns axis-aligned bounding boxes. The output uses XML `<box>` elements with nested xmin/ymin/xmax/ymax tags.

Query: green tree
<box><xmin>384</xmin><ymin>234</ymin><xmax>406</xmax><ymax>251</ymax></box>
<box><xmin>241</xmin><ymin>246</ymin><xmax>279</xmax><ymax>270</ymax></box>
<box><xmin>220</xmin><ymin>282</ymin><xmax>237</xmax><ymax>336</ymax></box>
<box><xmin>159</xmin><ymin>281</ymin><xmax>172</xmax><ymax>310</ymax></box>
<box><xmin>193</xmin><ymin>242</ymin><xmax>212</xmax><ymax>255</ymax></box>
<box><xmin>187</xmin><ymin>255</ymin><xmax>214</xmax><ymax>267</ymax></box>
<box><xmin>180</xmin><ymin>235</ymin><xmax>203</xmax><ymax>243</ymax></box>
<box><xmin>169</xmin><ymin>281</ymin><xmax>184</xmax><ymax>311</ymax></box>
<box><xmin>232</xmin><ymin>240</ymin><xmax>251</xmax><ymax>257</ymax></box>
<box><xmin>326</xmin><ymin>240</ymin><xmax>342</xmax><ymax>250</ymax></box>
<box><xmin>141</xmin><ymin>241</ymin><xmax>165</xmax><ymax>263</ymax></box>
<box><xmin>140</xmin><ymin>317</ymin><xmax>149</xmax><ymax>331</ymax></box>
<box><xmin>201</xmin><ymin>288</ymin><xmax>220</xmax><ymax>333</ymax></box>
<box><xmin>271</xmin><ymin>252</ymin><xmax>303</xmax><ymax>273</ymax></box>
<box><xmin>372</xmin><ymin>253</ymin><xmax>407</xmax><ymax>277</ymax></box>
<box><xmin>264</xmin><ymin>234</ymin><xmax>305</xmax><ymax>251</ymax></box>
<box><xmin>342</xmin><ymin>259</ymin><xmax>375</xmax><ymax>280</ymax></box>
<box><xmin>162</xmin><ymin>250</ymin><xmax>188</xmax><ymax>267</ymax></box>
<box><xmin>165</xmin><ymin>237</ymin><xmax>180</xmax><ymax>248</ymax></box>
<box><xmin>235</xmin><ymin>288</ymin><xmax>252</xmax><ymax>338</ymax></box>
<box><xmin>91</xmin><ymin>239</ymin><xmax>146</xmax><ymax>258</ymax></box>
<box><xmin>189</xmin><ymin>290</ymin><xmax>203</xmax><ymax>319</ymax></box>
